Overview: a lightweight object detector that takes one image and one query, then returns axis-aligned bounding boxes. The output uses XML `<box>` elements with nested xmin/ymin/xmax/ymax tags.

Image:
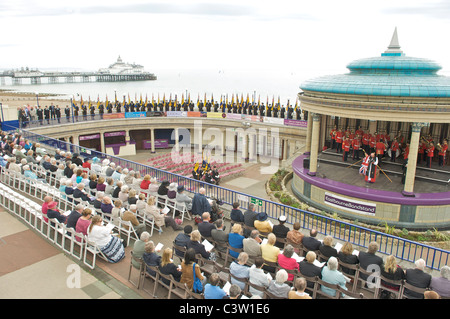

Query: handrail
<box><xmin>3</xmin><ymin>122</ymin><xmax>449</xmax><ymax>271</ymax></box>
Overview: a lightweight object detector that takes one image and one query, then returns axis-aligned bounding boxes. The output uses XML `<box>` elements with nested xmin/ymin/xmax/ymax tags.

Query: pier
<box><xmin>0</xmin><ymin>70</ymin><xmax>157</xmax><ymax>85</ymax></box>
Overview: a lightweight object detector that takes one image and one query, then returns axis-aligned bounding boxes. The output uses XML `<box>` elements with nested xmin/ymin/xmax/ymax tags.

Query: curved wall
<box><xmin>291</xmin><ymin>155</ymin><xmax>450</xmax><ymax>230</ymax></box>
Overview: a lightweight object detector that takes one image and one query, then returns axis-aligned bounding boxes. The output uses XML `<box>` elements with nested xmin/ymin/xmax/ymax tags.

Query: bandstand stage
<box><xmin>292</xmin><ymin>29</ymin><xmax>450</xmax><ymax>230</ymax></box>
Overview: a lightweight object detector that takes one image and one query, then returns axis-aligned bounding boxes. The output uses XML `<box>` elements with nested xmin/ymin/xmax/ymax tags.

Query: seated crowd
<box><xmin>1</xmin><ymin>130</ymin><xmax>449</xmax><ymax>300</ymax></box>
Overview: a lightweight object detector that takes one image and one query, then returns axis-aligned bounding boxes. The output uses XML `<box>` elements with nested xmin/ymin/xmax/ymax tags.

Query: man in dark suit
<box><xmin>358</xmin><ymin>241</ymin><xmax>383</xmax><ymax>282</ymax></box>
<box><xmin>197</xmin><ymin>212</ymin><xmax>216</xmax><ymax>238</ymax></box>
<box><xmin>272</xmin><ymin>215</ymin><xmax>290</xmax><ymax>248</ymax></box>
<box><xmin>65</xmin><ymin>105</ymin><xmax>71</xmax><ymax>122</ymax></box>
<box><xmin>302</xmin><ymin>229</ymin><xmax>322</xmax><ymax>252</ymax></box>
<box><xmin>191</xmin><ymin>188</ymin><xmax>211</xmax><ymax>217</ymax></box>
<box><xmin>92</xmin><ymin>191</ymin><xmax>104</xmax><ymax>210</ymax></box>
<box><xmin>66</xmin><ymin>204</ymin><xmax>84</xmax><ymax>230</ymax></box>
<box><xmin>73</xmin><ymin>183</ymin><xmax>92</xmax><ymax>203</ymax></box>
<box><xmin>230</xmin><ymin>202</ymin><xmax>244</xmax><ymax>224</ymax></box>
<box><xmin>243</xmin><ymin>203</ymin><xmax>258</xmax><ymax>237</ymax></box>
<box><xmin>404</xmin><ymin>259</ymin><xmax>432</xmax><ymax>299</ymax></box>
<box><xmin>299</xmin><ymin>251</ymin><xmax>323</xmax><ymax>289</ymax></box>
<box><xmin>55</xmin><ymin>105</ymin><xmax>61</xmax><ymax>123</ymax></box>
<box><xmin>44</xmin><ymin>106</ymin><xmax>50</xmax><ymax>124</ymax></box>
<box><xmin>174</xmin><ymin>225</ymin><xmax>192</xmax><ymax>257</ymax></box>
<box><xmin>211</xmin><ymin>219</ymin><xmax>228</xmax><ymax>252</ymax></box>
<box><xmin>36</xmin><ymin>106</ymin><xmax>44</xmax><ymax>125</ymax></box>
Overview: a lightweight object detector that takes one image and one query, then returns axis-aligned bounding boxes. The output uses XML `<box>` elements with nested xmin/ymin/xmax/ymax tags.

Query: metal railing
<box><xmin>5</xmin><ymin>123</ymin><xmax>449</xmax><ymax>270</ymax></box>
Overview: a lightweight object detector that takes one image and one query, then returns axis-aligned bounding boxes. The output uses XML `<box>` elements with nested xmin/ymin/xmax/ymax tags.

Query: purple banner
<box><xmin>284</xmin><ymin>119</ymin><xmax>307</xmax><ymax>128</ymax></box>
<box><xmin>324</xmin><ymin>192</ymin><xmax>376</xmax><ymax>215</ymax></box>
<box><xmin>155</xmin><ymin>139</ymin><xmax>169</xmax><ymax>148</ymax></box>
<box><xmin>79</xmin><ymin>134</ymin><xmax>100</xmax><ymax>141</ymax></box>
<box><xmin>104</xmin><ymin>131</ymin><xmax>126</xmax><ymax>137</ymax></box>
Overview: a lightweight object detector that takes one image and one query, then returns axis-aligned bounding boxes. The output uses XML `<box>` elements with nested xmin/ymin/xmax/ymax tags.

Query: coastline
<box><xmin>0</xmin><ymin>90</ymin><xmax>70</xmax><ymax>110</ymax></box>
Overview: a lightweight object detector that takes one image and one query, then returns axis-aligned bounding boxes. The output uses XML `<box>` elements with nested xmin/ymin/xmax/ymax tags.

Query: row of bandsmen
<box><xmin>330</xmin><ymin>126</ymin><xmax>448</xmax><ymax>168</ymax></box>
<box><xmin>330</xmin><ymin>126</ymin><xmax>407</xmax><ymax>165</ymax></box>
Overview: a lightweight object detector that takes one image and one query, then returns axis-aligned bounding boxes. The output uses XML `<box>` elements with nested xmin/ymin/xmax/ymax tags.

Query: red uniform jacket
<box><xmin>335</xmin><ymin>131</ymin><xmax>343</xmax><ymax>143</ymax></box>
<box><xmin>376</xmin><ymin>142</ymin><xmax>386</xmax><ymax>155</ymax></box>
<box><xmin>439</xmin><ymin>144</ymin><xmax>448</xmax><ymax>156</ymax></box>
<box><xmin>352</xmin><ymin>138</ymin><xmax>361</xmax><ymax>150</ymax></box>
<box><xmin>343</xmin><ymin>140</ymin><xmax>351</xmax><ymax>152</ymax></box>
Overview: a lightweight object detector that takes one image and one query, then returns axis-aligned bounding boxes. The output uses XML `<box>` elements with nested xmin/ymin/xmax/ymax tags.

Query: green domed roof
<box><xmin>300</xmin><ymin>29</ymin><xmax>450</xmax><ymax>98</ymax></box>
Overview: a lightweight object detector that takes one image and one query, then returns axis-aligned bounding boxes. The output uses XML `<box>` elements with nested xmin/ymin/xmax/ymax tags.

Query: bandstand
<box><xmin>292</xmin><ymin>29</ymin><xmax>450</xmax><ymax>230</ymax></box>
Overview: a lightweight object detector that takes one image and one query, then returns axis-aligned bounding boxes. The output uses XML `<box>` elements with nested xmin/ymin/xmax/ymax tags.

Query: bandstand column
<box><xmin>249</xmin><ymin>133</ymin><xmax>256</xmax><ymax>162</ymax></box>
<box><xmin>369</xmin><ymin>120</ymin><xmax>377</xmax><ymax>134</ymax></box>
<box><xmin>150</xmin><ymin>128</ymin><xmax>155</xmax><ymax>153</ymax></box>
<box><xmin>283</xmin><ymin>139</ymin><xmax>288</xmax><ymax>160</ymax></box>
<box><xmin>242</xmin><ymin>132</ymin><xmax>249</xmax><ymax>161</ymax></box>
<box><xmin>174</xmin><ymin>127</ymin><xmax>180</xmax><ymax>153</ymax></box>
<box><xmin>100</xmin><ymin>132</ymin><xmax>105</xmax><ymax>153</ymax></box>
<box><xmin>305</xmin><ymin>112</ymin><xmax>313</xmax><ymax>154</ymax></box>
<box><xmin>308</xmin><ymin>113</ymin><xmax>321</xmax><ymax>176</ymax></box>
<box><xmin>72</xmin><ymin>134</ymin><xmax>79</xmax><ymax>146</ymax></box>
<box><xmin>402</xmin><ymin>122</ymin><xmax>425</xmax><ymax>196</ymax></box>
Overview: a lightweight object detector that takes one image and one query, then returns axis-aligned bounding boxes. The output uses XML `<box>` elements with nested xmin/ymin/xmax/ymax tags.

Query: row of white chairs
<box><xmin>0</xmin><ymin>169</ymin><xmax>138</xmax><ymax>269</ymax></box>
<box><xmin>0</xmin><ymin>167</ymin><xmax>191</xmax><ymax>270</ymax></box>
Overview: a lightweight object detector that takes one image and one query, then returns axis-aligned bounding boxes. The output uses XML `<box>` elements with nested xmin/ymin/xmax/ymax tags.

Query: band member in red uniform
<box><xmin>348</xmin><ymin>130</ymin><xmax>355</xmax><ymax>140</ymax></box>
<box><xmin>376</xmin><ymin>131</ymin><xmax>383</xmax><ymax>142</ymax></box>
<box><xmin>342</xmin><ymin>137</ymin><xmax>351</xmax><ymax>162</ymax></box>
<box><xmin>418</xmin><ymin>139</ymin><xmax>426</xmax><ymax>164</ymax></box>
<box><xmin>426</xmin><ymin>141</ymin><xmax>435</xmax><ymax>168</ymax></box>
<box><xmin>365</xmin><ymin>152</ymin><xmax>378</xmax><ymax>183</ymax></box>
<box><xmin>390</xmin><ymin>138</ymin><xmax>400</xmax><ymax>162</ymax></box>
<box><xmin>360</xmin><ymin>151</ymin><xmax>370</xmax><ymax>176</ymax></box>
<box><xmin>438</xmin><ymin>139</ymin><xmax>448</xmax><ymax>167</ymax></box>
<box><xmin>330</xmin><ymin>125</ymin><xmax>337</xmax><ymax>150</ymax></box>
<box><xmin>344</xmin><ymin>127</ymin><xmax>351</xmax><ymax>138</ymax></box>
<box><xmin>369</xmin><ymin>134</ymin><xmax>377</xmax><ymax>154</ymax></box>
<box><xmin>335</xmin><ymin>128</ymin><xmax>343</xmax><ymax>153</ymax></box>
<box><xmin>396</xmin><ymin>130</ymin><xmax>405</xmax><ymax>144</ymax></box>
<box><xmin>356</xmin><ymin>126</ymin><xmax>364</xmax><ymax>137</ymax></box>
<box><xmin>352</xmin><ymin>134</ymin><xmax>361</xmax><ymax>160</ymax></box>
<box><xmin>376</xmin><ymin>139</ymin><xmax>387</xmax><ymax>166</ymax></box>
<box><xmin>403</xmin><ymin>143</ymin><xmax>409</xmax><ymax>163</ymax></box>
<box><xmin>362</xmin><ymin>131</ymin><xmax>371</xmax><ymax>154</ymax></box>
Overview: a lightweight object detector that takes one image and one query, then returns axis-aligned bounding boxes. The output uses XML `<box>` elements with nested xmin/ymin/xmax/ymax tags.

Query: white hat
<box><xmin>279</xmin><ymin>215</ymin><xmax>287</xmax><ymax>222</ymax></box>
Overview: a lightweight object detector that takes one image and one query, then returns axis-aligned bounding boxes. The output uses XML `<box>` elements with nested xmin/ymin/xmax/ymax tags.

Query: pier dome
<box><xmin>300</xmin><ymin>28</ymin><xmax>450</xmax><ymax>98</ymax></box>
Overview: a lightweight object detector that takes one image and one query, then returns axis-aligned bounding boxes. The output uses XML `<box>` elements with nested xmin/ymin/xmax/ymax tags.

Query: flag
<box><xmin>123</xmin><ymin>95</ymin><xmax>126</xmax><ymax>107</ymax></box>
<box><xmin>145</xmin><ymin>94</ymin><xmax>148</xmax><ymax>106</ymax></box>
<box><xmin>96</xmin><ymin>95</ymin><xmax>101</xmax><ymax>109</ymax></box>
<box><xmin>277</xmin><ymin>96</ymin><xmax>280</xmax><ymax>110</ymax></box>
<box><xmin>115</xmin><ymin>91</ymin><xmax>118</xmax><ymax>107</ymax></box>
<box><xmin>211</xmin><ymin>93</ymin><xmax>214</xmax><ymax>104</ymax></box>
<box><xmin>182</xmin><ymin>93</ymin><xmax>185</xmax><ymax>105</ymax></box>
<box><xmin>72</xmin><ymin>96</ymin><xmax>77</xmax><ymax>108</ymax></box>
<box><xmin>140</xmin><ymin>93</ymin><xmax>143</xmax><ymax>105</ymax></box>
<box><xmin>294</xmin><ymin>97</ymin><xmax>298</xmax><ymax>110</ymax></box>
<box><xmin>128</xmin><ymin>93</ymin><xmax>131</xmax><ymax>104</ymax></box>
<box><xmin>88</xmin><ymin>96</ymin><xmax>92</xmax><ymax>109</ymax></box>
<box><xmin>105</xmin><ymin>94</ymin><xmax>109</xmax><ymax>108</ymax></box>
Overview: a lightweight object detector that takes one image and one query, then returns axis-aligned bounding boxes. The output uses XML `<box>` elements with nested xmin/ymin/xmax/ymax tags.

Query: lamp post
<box><xmin>35</xmin><ymin>91</ymin><xmax>39</xmax><ymax>107</ymax></box>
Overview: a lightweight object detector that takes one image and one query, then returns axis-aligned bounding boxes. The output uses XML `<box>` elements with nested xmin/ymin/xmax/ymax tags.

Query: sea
<box><xmin>0</xmin><ymin>67</ymin><xmax>328</xmax><ymax>106</ymax></box>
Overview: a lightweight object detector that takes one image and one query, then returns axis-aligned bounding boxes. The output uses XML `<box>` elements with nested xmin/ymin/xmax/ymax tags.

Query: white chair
<box><xmin>83</xmin><ymin>237</ymin><xmax>109</xmax><ymax>269</ymax></box>
<box><xmin>117</xmin><ymin>217</ymin><xmax>139</xmax><ymax>247</ymax></box>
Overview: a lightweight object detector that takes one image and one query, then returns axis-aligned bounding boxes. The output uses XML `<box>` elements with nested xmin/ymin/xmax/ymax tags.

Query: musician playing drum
<box><xmin>390</xmin><ymin>138</ymin><xmax>400</xmax><ymax>163</ymax></box>
<box><xmin>437</xmin><ymin>139</ymin><xmax>448</xmax><ymax>168</ymax></box>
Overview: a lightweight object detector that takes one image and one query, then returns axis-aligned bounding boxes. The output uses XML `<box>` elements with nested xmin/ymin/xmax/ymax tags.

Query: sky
<box><xmin>1</xmin><ymin>0</ymin><xmax>450</xmax><ymax>78</ymax></box>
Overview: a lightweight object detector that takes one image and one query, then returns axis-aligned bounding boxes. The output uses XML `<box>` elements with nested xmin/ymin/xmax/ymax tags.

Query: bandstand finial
<box><xmin>382</xmin><ymin>27</ymin><xmax>404</xmax><ymax>56</ymax></box>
